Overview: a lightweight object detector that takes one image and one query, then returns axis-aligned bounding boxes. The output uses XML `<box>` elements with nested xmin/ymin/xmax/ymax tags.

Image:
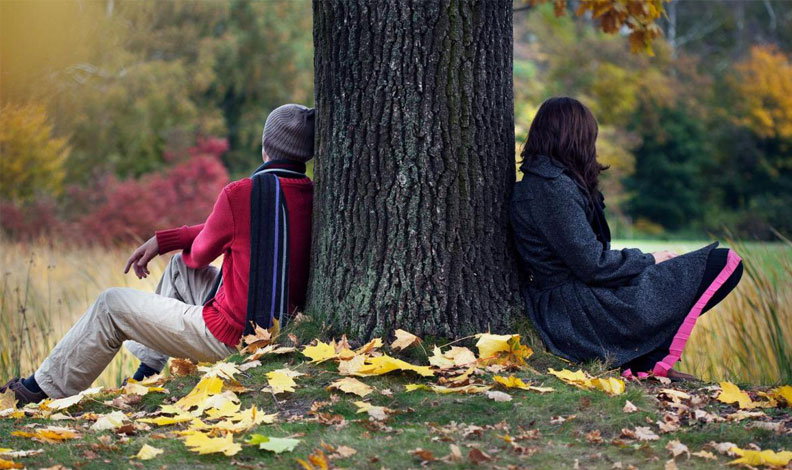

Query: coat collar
<box><xmin>520</xmin><ymin>155</ymin><xmax>565</xmax><ymax>179</ymax></box>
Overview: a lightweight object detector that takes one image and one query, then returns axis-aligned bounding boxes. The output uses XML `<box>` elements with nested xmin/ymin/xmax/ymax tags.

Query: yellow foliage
<box><xmin>134</xmin><ymin>444</ymin><xmax>164</xmax><ymax>460</ymax></box>
<box><xmin>265</xmin><ymin>369</ymin><xmax>303</xmax><ymax>394</ymax></box>
<box><xmin>302</xmin><ymin>340</ymin><xmax>338</xmax><ymax>363</ymax></box>
<box><xmin>353</xmin><ymin>354</ymin><xmax>434</xmax><ymax>378</ymax></box>
<box><xmin>732</xmin><ymin>46</ymin><xmax>792</xmax><ymax>140</ymax></box>
<box><xmin>390</xmin><ymin>329</ymin><xmax>420</xmax><ymax>351</ymax></box>
<box><xmin>0</xmin><ymin>104</ymin><xmax>69</xmax><ymax>201</ymax></box>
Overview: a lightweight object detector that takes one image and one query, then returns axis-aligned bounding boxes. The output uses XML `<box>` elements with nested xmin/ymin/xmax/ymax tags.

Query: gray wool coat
<box><xmin>510</xmin><ymin>155</ymin><xmax>716</xmax><ymax>367</ymax></box>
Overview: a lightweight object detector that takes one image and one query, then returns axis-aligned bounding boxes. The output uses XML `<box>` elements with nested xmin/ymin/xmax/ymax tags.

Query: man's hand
<box><xmin>651</xmin><ymin>250</ymin><xmax>678</xmax><ymax>264</ymax></box>
<box><xmin>125</xmin><ymin>236</ymin><xmax>159</xmax><ymax>279</ymax></box>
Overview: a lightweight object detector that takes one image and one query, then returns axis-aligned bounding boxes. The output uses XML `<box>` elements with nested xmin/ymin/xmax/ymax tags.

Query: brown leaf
<box><xmin>585</xmin><ymin>429</ymin><xmax>603</xmax><ymax>444</ymax></box>
<box><xmin>409</xmin><ymin>448</ymin><xmax>436</xmax><ymax>462</ymax></box>
<box><xmin>665</xmin><ymin>439</ymin><xmax>689</xmax><ymax>459</ymax></box>
<box><xmin>622</xmin><ymin>400</ymin><xmax>638</xmax><ymax>413</ymax></box>
<box><xmin>468</xmin><ymin>448</ymin><xmax>492</xmax><ymax>464</ymax></box>
<box><xmin>169</xmin><ymin>358</ymin><xmax>198</xmax><ymax>377</ymax></box>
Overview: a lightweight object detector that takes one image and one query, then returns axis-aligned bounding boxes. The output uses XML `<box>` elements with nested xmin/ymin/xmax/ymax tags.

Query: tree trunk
<box><xmin>308</xmin><ymin>0</ymin><xmax>521</xmax><ymax>340</ymax></box>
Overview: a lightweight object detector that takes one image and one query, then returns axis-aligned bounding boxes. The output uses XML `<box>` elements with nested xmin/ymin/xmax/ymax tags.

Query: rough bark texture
<box><xmin>308</xmin><ymin>0</ymin><xmax>522</xmax><ymax>340</ymax></box>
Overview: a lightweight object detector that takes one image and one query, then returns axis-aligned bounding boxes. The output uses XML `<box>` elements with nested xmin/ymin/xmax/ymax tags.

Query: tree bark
<box><xmin>308</xmin><ymin>0</ymin><xmax>522</xmax><ymax>340</ymax></box>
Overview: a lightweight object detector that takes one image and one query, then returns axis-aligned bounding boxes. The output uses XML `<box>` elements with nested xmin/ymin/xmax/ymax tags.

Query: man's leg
<box><xmin>124</xmin><ymin>254</ymin><xmax>219</xmax><ymax>375</ymax></box>
<box><xmin>33</xmin><ymin>286</ymin><xmax>235</xmax><ymax>398</ymax></box>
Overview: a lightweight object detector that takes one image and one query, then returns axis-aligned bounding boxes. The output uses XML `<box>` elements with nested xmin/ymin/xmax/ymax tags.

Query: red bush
<box><xmin>1</xmin><ymin>138</ymin><xmax>231</xmax><ymax>246</ymax></box>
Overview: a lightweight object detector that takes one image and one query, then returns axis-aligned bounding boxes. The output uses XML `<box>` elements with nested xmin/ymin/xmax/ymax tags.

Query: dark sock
<box><xmin>22</xmin><ymin>374</ymin><xmax>44</xmax><ymax>395</ymax></box>
<box><xmin>132</xmin><ymin>363</ymin><xmax>161</xmax><ymax>381</ymax></box>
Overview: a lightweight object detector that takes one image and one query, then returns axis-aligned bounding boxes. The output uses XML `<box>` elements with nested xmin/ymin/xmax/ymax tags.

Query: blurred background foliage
<box><xmin>0</xmin><ymin>0</ymin><xmax>790</xmax><ymax>243</ymax></box>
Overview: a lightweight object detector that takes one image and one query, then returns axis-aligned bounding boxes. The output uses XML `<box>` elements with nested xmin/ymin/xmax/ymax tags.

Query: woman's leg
<box><xmin>623</xmin><ymin>248</ymin><xmax>744</xmax><ymax>376</ymax></box>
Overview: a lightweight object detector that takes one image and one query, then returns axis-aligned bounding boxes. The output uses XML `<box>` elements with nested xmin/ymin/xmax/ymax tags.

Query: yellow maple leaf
<box><xmin>474</xmin><ymin>334</ymin><xmax>533</xmax><ymax>366</ymax></box>
<box><xmin>265</xmin><ymin>369</ymin><xmax>303</xmax><ymax>394</ymax></box>
<box><xmin>548</xmin><ymin>369</ymin><xmax>624</xmax><ymax>396</ymax></box>
<box><xmin>769</xmin><ymin>385</ymin><xmax>792</xmax><ymax>407</ymax></box>
<box><xmin>391</xmin><ymin>329</ymin><xmax>420</xmax><ymax>351</ymax></box>
<box><xmin>12</xmin><ymin>426</ymin><xmax>80</xmax><ymax>443</ymax></box>
<box><xmin>297</xmin><ymin>449</ymin><xmax>330</xmax><ymax>470</ymax></box>
<box><xmin>590</xmin><ymin>377</ymin><xmax>625</xmax><ymax>396</ymax></box>
<box><xmin>173</xmin><ymin>376</ymin><xmax>224</xmax><ymax>412</ymax></box>
<box><xmin>134</xmin><ymin>444</ymin><xmax>164</xmax><ymax>460</ymax></box>
<box><xmin>182</xmin><ymin>430</ymin><xmax>241</xmax><ymax>456</ymax></box>
<box><xmin>326</xmin><ymin>377</ymin><xmax>373</xmax><ymax>397</ymax></box>
<box><xmin>124</xmin><ymin>381</ymin><xmax>166</xmax><ymax>397</ymax></box>
<box><xmin>493</xmin><ymin>375</ymin><xmax>554</xmax><ymax>393</ymax></box>
<box><xmin>302</xmin><ymin>340</ymin><xmax>338</xmax><ymax>363</ymax></box>
<box><xmin>428</xmin><ymin>346</ymin><xmax>456</xmax><ymax>369</ymax></box>
<box><xmin>728</xmin><ymin>447</ymin><xmax>792</xmax><ymax>467</ymax></box>
<box><xmin>338</xmin><ymin>354</ymin><xmax>366</xmax><ymax>375</ymax></box>
<box><xmin>210</xmin><ymin>405</ymin><xmax>277</xmax><ymax>433</ymax></box>
<box><xmin>718</xmin><ymin>382</ymin><xmax>756</xmax><ymax>409</ymax></box>
<box><xmin>475</xmin><ymin>333</ymin><xmax>515</xmax><ymax>359</ymax></box>
<box><xmin>404</xmin><ymin>383</ymin><xmax>491</xmax><ymax>394</ymax></box>
<box><xmin>197</xmin><ymin>361</ymin><xmax>241</xmax><ymax>381</ymax></box>
<box><xmin>353</xmin><ymin>401</ymin><xmax>390</xmax><ymax>420</ymax></box>
<box><xmin>138</xmin><ymin>415</ymin><xmax>194</xmax><ymax>426</ymax></box>
<box><xmin>355</xmin><ymin>338</ymin><xmax>383</xmax><ymax>354</ymax></box>
<box><xmin>354</xmin><ymin>354</ymin><xmax>434</xmax><ymax>377</ymax></box>
<box><xmin>0</xmin><ymin>458</ymin><xmax>22</xmax><ymax>469</ymax></box>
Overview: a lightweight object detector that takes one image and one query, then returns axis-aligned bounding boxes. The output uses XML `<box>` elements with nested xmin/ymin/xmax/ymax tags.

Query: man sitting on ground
<box><xmin>1</xmin><ymin>104</ymin><xmax>316</xmax><ymax>402</ymax></box>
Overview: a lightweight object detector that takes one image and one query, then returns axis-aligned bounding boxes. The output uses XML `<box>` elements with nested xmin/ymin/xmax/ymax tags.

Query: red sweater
<box><xmin>155</xmin><ymin>176</ymin><xmax>313</xmax><ymax>346</ymax></box>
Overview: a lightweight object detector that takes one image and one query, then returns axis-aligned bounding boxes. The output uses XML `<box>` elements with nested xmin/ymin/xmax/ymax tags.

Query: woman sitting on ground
<box><xmin>510</xmin><ymin>97</ymin><xmax>743</xmax><ymax>381</ymax></box>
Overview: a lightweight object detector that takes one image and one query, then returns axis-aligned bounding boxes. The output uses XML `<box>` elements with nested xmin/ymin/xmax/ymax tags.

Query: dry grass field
<box><xmin>1</xmin><ymin>238</ymin><xmax>790</xmax><ymax>388</ymax></box>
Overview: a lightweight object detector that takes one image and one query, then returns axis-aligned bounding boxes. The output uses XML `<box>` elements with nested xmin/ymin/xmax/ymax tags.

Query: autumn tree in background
<box><xmin>0</xmin><ymin>105</ymin><xmax>69</xmax><ymax>202</ymax></box>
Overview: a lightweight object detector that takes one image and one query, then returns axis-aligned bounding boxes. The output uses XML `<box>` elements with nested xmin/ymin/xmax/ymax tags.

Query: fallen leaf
<box><xmin>548</xmin><ymin>369</ymin><xmax>625</xmax><ymax>395</ymax></box>
<box><xmin>138</xmin><ymin>415</ymin><xmax>193</xmax><ymax>426</ymax></box>
<box><xmin>623</xmin><ymin>400</ymin><xmax>638</xmax><ymax>413</ymax></box>
<box><xmin>354</xmin><ymin>354</ymin><xmax>434</xmax><ymax>377</ymax></box>
<box><xmin>717</xmin><ymin>382</ymin><xmax>755</xmax><ymax>409</ymax></box>
<box><xmin>726</xmin><ymin>410</ymin><xmax>766</xmax><ymax>421</ymax></box>
<box><xmin>245</xmin><ymin>434</ymin><xmax>300</xmax><ymax>453</ymax></box>
<box><xmin>585</xmin><ymin>430</ymin><xmax>603</xmax><ymax>444</ymax></box>
<box><xmin>486</xmin><ymin>390</ymin><xmax>512</xmax><ymax>402</ymax></box>
<box><xmin>728</xmin><ymin>447</ymin><xmax>792</xmax><ymax>467</ymax></box>
<box><xmin>265</xmin><ymin>369</ymin><xmax>303</xmax><ymax>394</ymax></box>
<box><xmin>197</xmin><ymin>361</ymin><xmax>240</xmax><ymax>381</ymax></box>
<box><xmin>391</xmin><ymin>329</ymin><xmax>420</xmax><ymax>351</ymax></box>
<box><xmin>173</xmin><ymin>376</ymin><xmax>223</xmax><ymax>413</ymax></box>
<box><xmin>468</xmin><ymin>448</ymin><xmax>492</xmax><ymax>463</ymax></box>
<box><xmin>409</xmin><ymin>448</ymin><xmax>436</xmax><ymax>462</ymax></box>
<box><xmin>666</xmin><ymin>440</ymin><xmax>690</xmax><ymax>459</ymax></box>
<box><xmin>355</xmin><ymin>338</ymin><xmax>383</xmax><ymax>354</ymax></box>
<box><xmin>0</xmin><ymin>459</ymin><xmax>22</xmax><ymax>469</ymax></box>
<box><xmin>11</xmin><ymin>426</ymin><xmax>81</xmax><ymax>443</ymax></box>
<box><xmin>297</xmin><ymin>449</ymin><xmax>330</xmax><ymax>470</ymax></box>
<box><xmin>769</xmin><ymin>385</ymin><xmax>792</xmax><ymax>407</ymax></box>
<box><xmin>692</xmin><ymin>450</ymin><xmax>717</xmax><ymax>460</ymax></box>
<box><xmin>240</xmin><ymin>324</ymin><xmax>272</xmax><ymax>353</ymax></box>
<box><xmin>169</xmin><ymin>358</ymin><xmax>198</xmax><ymax>376</ymax></box>
<box><xmin>238</xmin><ymin>360</ymin><xmax>261</xmax><ymax>372</ymax></box>
<box><xmin>302</xmin><ymin>340</ymin><xmax>338</xmax><ymax>363</ymax></box>
<box><xmin>134</xmin><ymin>444</ymin><xmax>163</xmax><ymax>460</ymax></box>
<box><xmin>90</xmin><ymin>411</ymin><xmax>128</xmax><ymax>431</ymax></box>
<box><xmin>353</xmin><ymin>401</ymin><xmax>390</xmax><ymax>421</ymax></box>
<box><xmin>326</xmin><ymin>377</ymin><xmax>373</xmax><ymax>397</ymax></box>
<box><xmin>181</xmin><ymin>431</ymin><xmax>241</xmax><ymax>456</ymax></box>
<box><xmin>338</xmin><ymin>354</ymin><xmax>366</xmax><ymax>376</ymax></box>
<box><xmin>45</xmin><ymin>387</ymin><xmax>103</xmax><ymax>411</ymax></box>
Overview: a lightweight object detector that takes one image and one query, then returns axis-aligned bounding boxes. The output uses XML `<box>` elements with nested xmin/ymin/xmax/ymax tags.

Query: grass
<box><xmin>2</xmin><ymin>335</ymin><xmax>791</xmax><ymax>470</ymax></box>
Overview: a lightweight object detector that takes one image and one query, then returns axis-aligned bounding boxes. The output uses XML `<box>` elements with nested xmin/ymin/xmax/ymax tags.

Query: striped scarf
<box><xmin>245</xmin><ymin>159</ymin><xmax>307</xmax><ymax>334</ymax></box>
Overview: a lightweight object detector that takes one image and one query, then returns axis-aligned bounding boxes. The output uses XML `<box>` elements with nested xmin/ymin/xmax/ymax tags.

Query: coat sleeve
<box><xmin>179</xmin><ymin>188</ymin><xmax>235</xmax><ymax>269</ymax></box>
<box><xmin>527</xmin><ymin>179</ymin><xmax>654</xmax><ymax>286</ymax></box>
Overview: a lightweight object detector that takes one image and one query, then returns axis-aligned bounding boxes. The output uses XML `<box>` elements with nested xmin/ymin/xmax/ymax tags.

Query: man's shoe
<box><xmin>0</xmin><ymin>378</ymin><xmax>48</xmax><ymax>406</ymax></box>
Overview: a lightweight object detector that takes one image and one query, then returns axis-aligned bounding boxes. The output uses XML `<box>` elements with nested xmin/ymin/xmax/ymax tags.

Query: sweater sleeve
<box><xmin>179</xmin><ymin>188</ymin><xmax>235</xmax><ymax>269</ymax></box>
<box><xmin>155</xmin><ymin>224</ymin><xmax>204</xmax><ymax>254</ymax></box>
<box><xmin>528</xmin><ymin>179</ymin><xmax>654</xmax><ymax>286</ymax></box>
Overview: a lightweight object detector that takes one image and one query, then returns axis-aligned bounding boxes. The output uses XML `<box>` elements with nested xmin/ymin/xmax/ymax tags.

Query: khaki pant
<box><xmin>35</xmin><ymin>254</ymin><xmax>236</xmax><ymax>398</ymax></box>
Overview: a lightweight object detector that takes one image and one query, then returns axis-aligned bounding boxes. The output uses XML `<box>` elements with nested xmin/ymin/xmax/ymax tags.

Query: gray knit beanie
<box><xmin>261</xmin><ymin>104</ymin><xmax>315</xmax><ymax>163</ymax></box>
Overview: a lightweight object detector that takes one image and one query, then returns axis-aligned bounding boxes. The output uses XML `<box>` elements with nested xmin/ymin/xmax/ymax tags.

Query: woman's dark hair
<box><xmin>520</xmin><ymin>97</ymin><xmax>607</xmax><ymax>198</ymax></box>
